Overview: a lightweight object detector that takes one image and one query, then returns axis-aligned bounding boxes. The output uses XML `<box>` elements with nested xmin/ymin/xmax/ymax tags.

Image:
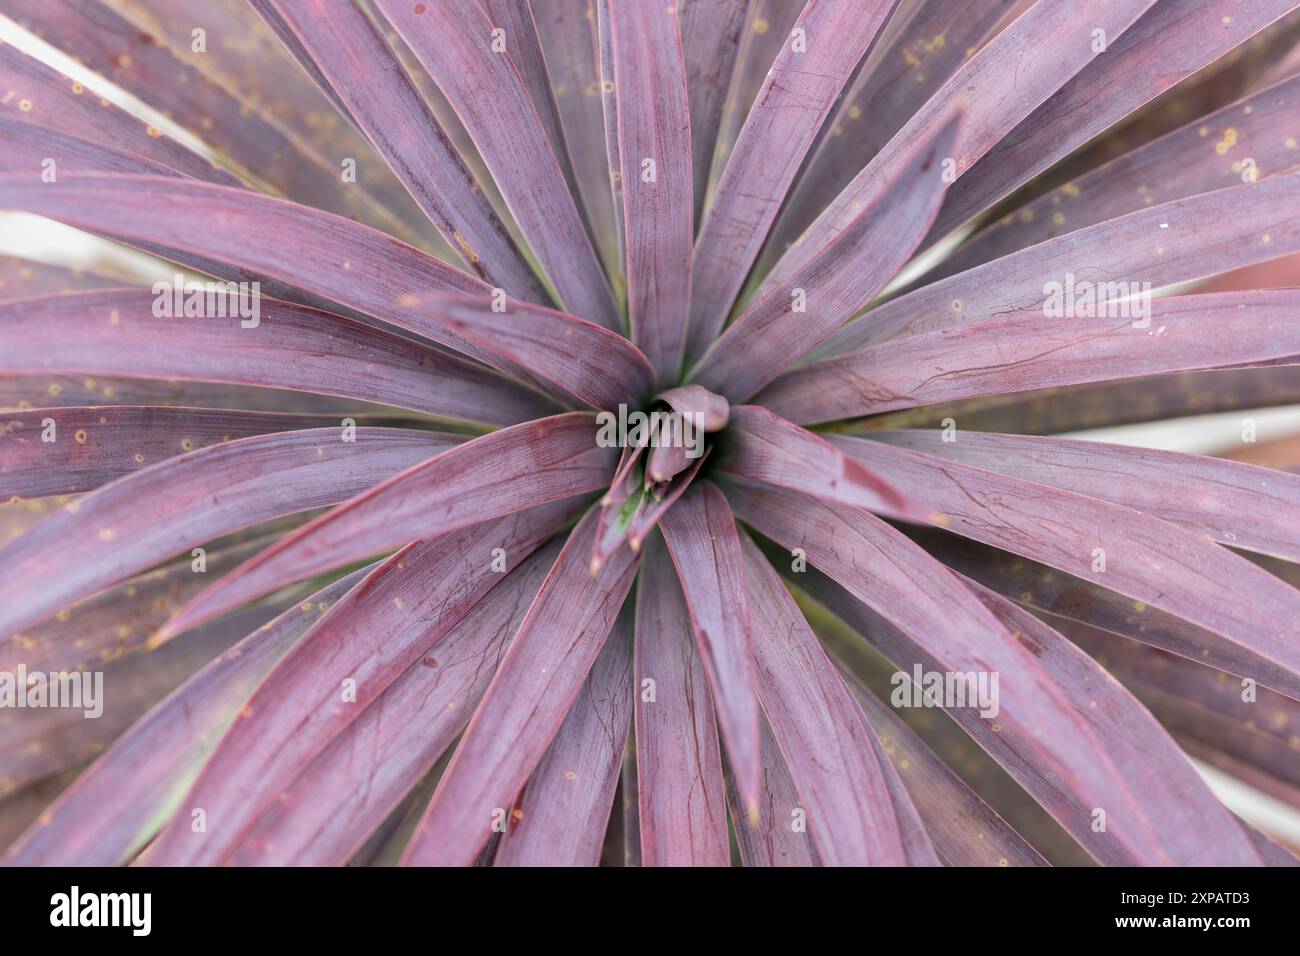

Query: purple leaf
<box><xmin>595</xmin><ymin>0</ymin><xmax>627</xmax><ymax>282</ymax></box>
<box><xmin>158</xmin><ymin>413</ymin><xmax>615</xmax><ymax>639</ymax></box>
<box><xmin>762</xmin><ymin>0</ymin><xmax>1157</xmax><ymax>292</ymax></box>
<box><xmin>0</xmin><ymin>41</ymin><xmax>239</xmax><ymax>185</ymax></box>
<box><xmin>762</xmin><ymin>289</ymin><xmax>1300</xmax><ymax>423</ymax></box>
<box><xmin>633</xmin><ymin>534</ymin><xmax>730</xmax><ymax>866</ymax></box>
<box><xmin>532</xmin><ymin>0</ymin><xmax>624</xmax><ymax>280</ymax></box>
<box><xmin>401</xmin><ymin>294</ymin><xmax>653</xmax><ymax>411</ymax></box>
<box><xmin>2</xmin><ymin>0</ymin><xmax>435</xmax><ymax>247</ymax></box>
<box><xmin>400</xmin><ymin>507</ymin><xmax>639</xmax><ymax>866</ymax></box>
<box><xmin>0</xmin><ymin>427</ymin><xmax>455</xmax><ymax>640</ymax></box>
<box><xmin>686</xmin><ymin>0</ymin><xmax>898</xmax><ymax>358</ymax></box>
<box><xmin>835</xmin><ymin>436</ymin><xmax>1300</xmax><ymax>703</ymax></box>
<box><xmin>690</xmin><ymin>109</ymin><xmax>960</xmax><ymax>400</ymax></box>
<box><xmin>819</xmin><ymin>172</ymin><xmax>1300</xmax><ymax>356</ymax></box>
<box><xmin>873</xmin><ymin>430</ymin><xmax>1300</xmax><ymax>563</ymax></box>
<box><xmin>754</xmin><ymin>0</ymin><xmax>1011</xmax><ymax>280</ymax></box>
<box><xmin>0</xmin><ymin>116</ymin><xmax>182</xmax><ymax>178</ymax></box>
<box><xmin>1064</xmin><ymin>621</ymin><xmax>1300</xmax><ymax>806</ymax></box>
<box><xmin>740</xmin><ymin>534</ymin><xmax>928</xmax><ymax>866</ymax></box>
<box><xmin>961</xmin><ymin>577</ymin><xmax>1264</xmax><ymax>865</ymax></box>
<box><xmin>0</xmin><ymin>289</ymin><xmax>554</xmax><ymax>425</ymax></box>
<box><xmin>376</xmin><ymin>0</ymin><xmax>618</xmax><ymax>328</ymax></box>
<box><xmin>230</xmin><ymin>540</ymin><xmax>563</xmax><ymax>866</ymax></box>
<box><xmin>0</xmin><ymin>175</ymin><xmax>598</xmax><ymax>410</ymax></box>
<box><xmin>657</xmin><ymin>482</ymin><xmax>761</xmax><ymax>813</ymax></box>
<box><xmin>0</xmin><ymin>405</ymin><xmax>345</xmax><ymax>499</ymax></box>
<box><xmin>680</xmin><ymin>0</ymin><xmax>748</xmax><ymax>224</ymax></box>
<box><xmin>1</xmin><ymin>567</ymin><xmax>370</xmax><ymax>866</ymax></box>
<box><xmin>723</xmin><ymin>715</ymin><xmax>819</xmax><ymax>867</ymax></box>
<box><xmin>931</xmin><ymin>72</ymin><xmax>1300</xmax><ymax>282</ymax></box>
<box><xmin>717</xmin><ymin>405</ymin><xmax>920</xmax><ymax>520</ymax></box>
<box><xmin>495</xmin><ymin>610</ymin><xmax>631</xmax><ymax>867</ymax></box>
<box><xmin>1</xmin><ymin>531</ymin><xmax>280</xmax><ymax>676</ymax></box>
<box><xmin>478</xmin><ymin>0</ymin><xmax>586</xmax><ymax>209</ymax></box>
<box><xmin>926</xmin><ymin>0</ymin><xmax>1300</xmax><ymax>246</ymax></box>
<box><xmin>145</xmin><ymin>504</ymin><xmax>575</xmax><ymax>865</ymax></box>
<box><xmin>722</xmin><ymin>478</ymin><xmax>1256</xmax><ymax>864</ymax></box>
<box><xmin>858</xmin><ymin>367</ymin><xmax>1300</xmax><ymax>437</ymax></box>
<box><xmin>833</xmin><ymin>664</ymin><xmax>1047</xmax><ymax>867</ymax></box>
<box><xmin>250</xmin><ymin>0</ymin><xmax>545</xmax><ymax>300</ymax></box>
<box><xmin>608</xmin><ymin>0</ymin><xmax>693</xmax><ymax>384</ymax></box>
<box><xmin>907</xmin><ymin>525</ymin><xmax>1300</xmax><ymax>706</ymax></box>
<box><xmin>0</xmin><ymin>595</ymin><xmax>290</xmax><ymax>802</ymax></box>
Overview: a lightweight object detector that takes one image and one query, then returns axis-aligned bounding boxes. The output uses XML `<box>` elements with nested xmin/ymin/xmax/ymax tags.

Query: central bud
<box><xmin>590</xmin><ymin>386</ymin><xmax>730</xmax><ymax>571</ymax></box>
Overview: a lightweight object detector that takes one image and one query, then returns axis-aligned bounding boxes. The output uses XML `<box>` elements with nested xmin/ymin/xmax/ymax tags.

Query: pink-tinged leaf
<box><xmin>0</xmin><ymin>289</ymin><xmax>553</xmax><ymax>426</ymax></box>
<box><xmin>0</xmin><ymin>405</ymin><xmax>344</xmax><ymax>499</ymax></box>
<box><xmin>0</xmin><ymin>375</ymin><xmax>412</xmax><ymax>418</ymax></box>
<box><xmin>717</xmin><ymin>405</ymin><xmax>919</xmax><ymax>520</ymax></box>
<box><xmin>3</xmin><ymin>0</ymin><xmax>438</xmax><ymax>249</ymax></box>
<box><xmin>0</xmin><ymin>255</ymin><xmax>126</xmax><ymax>300</ymax></box>
<box><xmin>0</xmin><ymin>175</ymin><xmax>587</xmax><ymax>406</ymax></box>
<box><xmin>0</xmin><ymin>594</ymin><xmax>287</xmax><ymax>800</ymax></box>
<box><xmin>686</xmin><ymin>0</ymin><xmax>898</xmax><ymax>358</ymax></box>
<box><xmin>657</xmin><ymin>482</ymin><xmax>761</xmax><ymax>813</ymax></box>
<box><xmin>680</xmin><ymin>0</ymin><xmax>748</xmax><ymax>224</ymax></box>
<box><xmin>834</xmin><ymin>665</ymin><xmax>1046</xmax><ymax>867</ymax></box>
<box><xmin>0</xmin><ymin>42</ymin><xmax>238</xmax><ymax>185</ymax></box>
<box><xmin>0</xmin><ymin>427</ymin><xmax>454</xmax><ymax>640</ymax></box>
<box><xmin>633</xmin><ymin>534</ymin><xmax>730</xmax><ymax>866</ymax></box>
<box><xmin>873</xmin><ymin>430</ymin><xmax>1300</xmax><ymax>563</ymax></box>
<box><xmin>250</xmin><ymin>0</ymin><xmax>544</xmax><ymax>300</ymax></box>
<box><xmin>402</xmin><ymin>295</ymin><xmax>654</xmax><ymax>411</ymax></box>
<box><xmin>479</xmin><ymin>0</ymin><xmax>586</xmax><ymax>211</ymax></box>
<box><xmin>532</xmin><ymin>0</ymin><xmax>623</xmax><ymax>281</ymax></box>
<box><xmin>1</xmin><ymin>567</ymin><xmax>370</xmax><ymax>866</ymax></box>
<box><xmin>595</xmin><ymin>0</ymin><xmax>627</xmax><ymax>280</ymax></box>
<box><xmin>377</xmin><ymin>0</ymin><xmax>617</xmax><ymax>328</ymax></box>
<box><xmin>0</xmin><ymin>116</ymin><xmax>182</xmax><ymax>178</ymax></box>
<box><xmin>722</xmin><ymin>478</ymin><xmax>1253</xmax><ymax>864</ymax></box>
<box><xmin>907</xmin><ymin>524</ymin><xmax>1300</xmax><ymax>707</ymax></box>
<box><xmin>932</xmin><ymin>73</ymin><xmax>1300</xmax><ymax>282</ymax></box>
<box><xmin>740</xmin><ymin>534</ymin><xmax>927</xmax><ymax>866</ymax></box>
<box><xmin>708</xmin><ymin>1</ymin><xmax>805</xmax><ymax>189</ymax></box>
<box><xmin>1063</xmin><ymin>621</ymin><xmax>1300</xmax><ymax>807</ymax></box>
<box><xmin>1</xmin><ymin>531</ymin><xmax>281</xmax><ymax>676</ymax></box>
<box><xmin>228</xmin><ymin>539</ymin><xmax>564</xmax><ymax>867</ymax></box>
<box><xmin>495</xmin><ymin>611</ymin><xmax>632</xmax><ymax>867</ymax></box>
<box><xmin>857</xmin><ymin>367</ymin><xmax>1300</xmax><ymax>437</ymax></box>
<box><xmin>724</xmin><ymin>715</ymin><xmax>819</xmax><ymax>867</ymax></box>
<box><xmin>762</xmin><ymin>0</ymin><xmax>1157</xmax><ymax>292</ymax></box>
<box><xmin>819</xmin><ymin>172</ymin><xmax>1300</xmax><ymax>356</ymax></box>
<box><xmin>400</xmin><ymin>508</ymin><xmax>639</xmax><ymax>866</ymax></box>
<box><xmin>835</xmin><ymin>437</ymin><xmax>1300</xmax><ymax>702</ymax></box>
<box><xmin>159</xmin><ymin>413</ymin><xmax>615</xmax><ymax>640</ymax></box>
<box><xmin>608</xmin><ymin>0</ymin><xmax>693</xmax><ymax>384</ymax></box>
<box><xmin>690</xmin><ymin>109</ymin><xmax>961</xmax><ymax>401</ymax></box>
<box><xmin>145</xmin><ymin>504</ymin><xmax>575</xmax><ymax>866</ymax></box>
<box><xmin>754</xmin><ymin>0</ymin><xmax>1010</xmax><ymax>280</ymax></box>
<box><xmin>926</xmin><ymin>0</ymin><xmax>1300</xmax><ymax>246</ymax></box>
<box><xmin>960</xmin><ymin>577</ymin><xmax>1263</xmax><ymax>865</ymax></box>
<box><xmin>656</xmin><ymin>385</ymin><xmax>730</xmax><ymax>431</ymax></box>
<box><xmin>762</xmin><ymin>289</ymin><xmax>1300</xmax><ymax>424</ymax></box>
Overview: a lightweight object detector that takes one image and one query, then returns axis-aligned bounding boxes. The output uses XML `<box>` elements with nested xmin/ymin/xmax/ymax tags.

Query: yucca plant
<box><xmin>1</xmin><ymin>0</ymin><xmax>1300</xmax><ymax>868</ymax></box>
